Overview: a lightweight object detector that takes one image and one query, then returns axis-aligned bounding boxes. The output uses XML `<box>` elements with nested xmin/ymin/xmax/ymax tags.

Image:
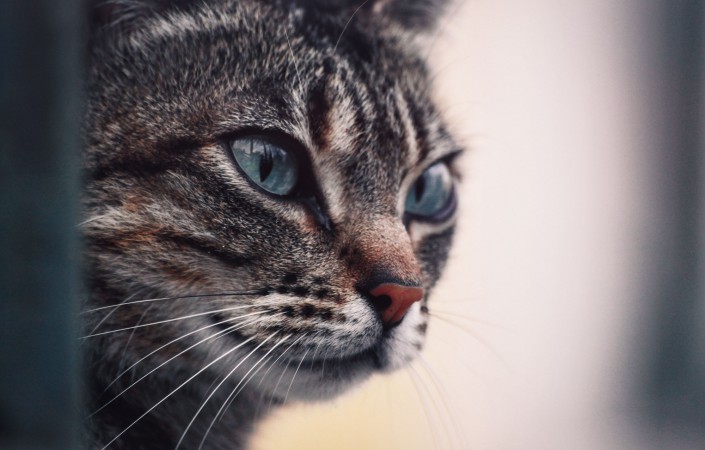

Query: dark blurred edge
<box><xmin>643</xmin><ymin>0</ymin><xmax>705</xmax><ymax>440</ymax></box>
<box><xmin>0</xmin><ymin>1</ymin><xmax>83</xmax><ymax>449</ymax></box>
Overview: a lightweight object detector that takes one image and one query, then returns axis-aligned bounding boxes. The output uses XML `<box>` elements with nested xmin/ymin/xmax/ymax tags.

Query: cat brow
<box><xmin>419</xmin><ymin>146</ymin><xmax>464</xmax><ymax>170</ymax></box>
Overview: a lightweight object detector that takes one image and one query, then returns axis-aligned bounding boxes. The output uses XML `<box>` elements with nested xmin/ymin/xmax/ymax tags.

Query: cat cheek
<box><xmin>299</xmin><ymin>209</ymin><xmax>321</xmax><ymax>234</ymax></box>
<box><xmin>409</xmin><ymin>217</ymin><xmax>457</xmax><ymax>248</ymax></box>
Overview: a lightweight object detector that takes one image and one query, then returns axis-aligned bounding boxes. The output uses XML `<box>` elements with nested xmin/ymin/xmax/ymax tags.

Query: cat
<box><xmin>81</xmin><ymin>0</ymin><xmax>461</xmax><ymax>448</ymax></box>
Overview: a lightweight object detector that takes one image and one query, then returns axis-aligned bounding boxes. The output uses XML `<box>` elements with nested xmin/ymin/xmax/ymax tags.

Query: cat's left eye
<box><xmin>404</xmin><ymin>162</ymin><xmax>455</xmax><ymax>221</ymax></box>
<box><xmin>229</xmin><ymin>137</ymin><xmax>299</xmax><ymax>196</ymax></box>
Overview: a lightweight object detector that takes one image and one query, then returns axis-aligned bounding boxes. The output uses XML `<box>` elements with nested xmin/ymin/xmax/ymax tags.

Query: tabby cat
<box><xmin>82</xmin><ymin>0</ymin><xmax>461</xmax><ymax>448</ymax></box>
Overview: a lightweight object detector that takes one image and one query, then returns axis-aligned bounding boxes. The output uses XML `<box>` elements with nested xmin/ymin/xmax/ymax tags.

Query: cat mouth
<box><xmin>209</xmin><ymin>306</ymin><xmax>418</xmax><ymax>376</ymax></box>
<box><xmin>207</xmin><ymin>313</ymin><xmax>399</xmax><ymax>374</ymax></box>
<box><xmin>206</xmin><ymin>313</ymin><xmax>413</xmax><ymax>402</ymax></box>
<box><xmin>303</xmin><ymin>345</ymin><xmax>383</xmax><ymax>371</ymax></box>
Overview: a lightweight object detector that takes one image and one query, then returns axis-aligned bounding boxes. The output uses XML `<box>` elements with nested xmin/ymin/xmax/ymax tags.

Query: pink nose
<box><xmin>369</xmin><ymin>283</ymin><xmax>425</xmax><ymax>327</ymax></box>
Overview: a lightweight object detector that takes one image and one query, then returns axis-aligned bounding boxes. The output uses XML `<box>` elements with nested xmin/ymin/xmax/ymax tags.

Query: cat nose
<box><xmin>369</xmin><ymin>282</ymin><xmax>425</xmax><ymax>327</ymax></box>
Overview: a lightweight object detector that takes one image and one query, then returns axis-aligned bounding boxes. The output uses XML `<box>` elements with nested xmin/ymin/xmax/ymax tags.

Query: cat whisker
<box><xmin>332</xmin><ymin>0</ymin><xmax>371</xmax><ymax>54</ymax></box>
<box><xmin>430</xmin><ymin>313</ymin><xmax>511</xmax><ymax>372</ymax></box>
<box><xmin>174</xmin><ymin>331</ymin><xmax>284</xmax><ymax>450</ymax></box>
<box><xmin>224</xmin><ymin>352</ymin><xmax>278</xmax><ymax>433</ymax></box>
<box><xmin>309</xmin><ymin>340</ymin><xmax>323</xmax><ymax>371</ymax></box>
<box><xmin>283</xmin><ymin>347</ymin><xmax>309</xmax><ymax>404</ymax></box>
<box><xmin>429</xmin><ymin>309</ymin><xmax>514</xmax><ymax>334</ymax></box>
<box><xmin>82</xmin><ymin>292</ymin><xmax>140</xmax><ymax>344</ymax></box>
<box><xmin>406</xmin><ymin>365</ymin><xmax>442</xmax><ymax>450</ymax></box>
<box><xmin>224</xmin><ymin>351</ymin><xmax>276</xmax><ymax>415</ymax></box>
<box><xmin>416</xmin><ymin>356</ymin><xmax>467</xmax><ymax>450</ymax></box>
<box><xmin>89</xmin><ymin>312</ymin><xmax>278</xmax><ymax>420</ymax></box>
<box><xmin>209</xmin><ymin>334</ymin><xmax>292</xmax><ymax>436</ymax></box>
<box><xmin>99</xmin><ymin>310</ymin><xmax>275</xmax><ymax>397</ymax></box>
<box><xmin>81</xmin><ymin>303</ymin><xmax>276</xmax><ymax>339</ymax></box>
<box><xmin>76</xmin><ymin>213</ymin><xmax>109</xmax><ymax>227</ymax></box>
<box><xmin>266</xmin><ymin>333</ymin><xmax>308</xmax><ymax>412</ymax></box>
<box><xmin>99</xmin><ymin>336</ymin><xmax>257</xmax><ymax>450</ymax></box>
<box><xmin>412</xmin><ymin>363</ymin><xmax>454</xmax><ymax>449</ymax></box>
<box><xmin>216</xmin><ymin>350</ymin><xmax>279</xmax><ymax>422</ymax></box>
<box><xmin>256</xmin><ymin>333</ymin><xmax>307</xmax><ymax>390</ymax></box>
<box><xmin>81</xmin><ymin>290</ymin><xmax>265</xmax><ymax>315</ymax></box>
<box><xmin>115</xmin><ymin>304</ymin><xmax>153</xmax><ymax>380</ymax></box>
<box><xmin>425</xmin><ymin>323</ymin><xmax>493</xmax><ymax>387</ymax></box>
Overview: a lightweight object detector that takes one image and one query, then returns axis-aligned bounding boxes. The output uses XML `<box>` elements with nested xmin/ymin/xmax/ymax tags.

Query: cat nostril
<box><xmin>369</xmin><ymin>283</ymin><xmax>425</xmax><ymax>327</ymax></box>
<box><xmin>373</xmin><ymin>294</ymin><xmax>393</xmax><ymax>312</ymax></box>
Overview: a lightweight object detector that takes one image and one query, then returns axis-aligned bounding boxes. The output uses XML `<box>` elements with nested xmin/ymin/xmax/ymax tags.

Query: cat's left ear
<box><xmin>305</xmin><ymin>0</ymin><xmax>451</xmax><ymax>33</ymax></box>
<box><xmin>373</xmin><ymin>0</ymin><xmax>451</xmax><ymax>32</ymax></box>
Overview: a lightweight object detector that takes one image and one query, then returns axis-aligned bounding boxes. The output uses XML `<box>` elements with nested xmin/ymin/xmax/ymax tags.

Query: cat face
<box><xmin>83</xmin><ymin>0</ymin><xmax>459</xmax><ymax>403</ymax></box>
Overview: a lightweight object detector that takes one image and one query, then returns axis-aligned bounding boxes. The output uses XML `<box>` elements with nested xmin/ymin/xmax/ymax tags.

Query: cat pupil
<box><xmin>414</xmin><ymin>176</ymin><xmax>426</xmax><ymax>202</ymax></box>
<box><xmin>258</xmin><ymin>142</ymin><xmax>274</xmax><ymax>182</ymax></box>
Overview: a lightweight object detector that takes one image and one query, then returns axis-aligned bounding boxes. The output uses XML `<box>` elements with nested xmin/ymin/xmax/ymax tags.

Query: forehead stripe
<box><xmin>307</xmin><ymin>75</ymin><xmax>332</xmax><ymax>153</ymax></box>
<box><xmin>402</xmin><ymin>90</ymin><xmax>432</xmax><ymax>165</ymax></box>
<box><xmin>395</xmin><ymin>88</ymin><xmax>421</xmax><ymax>169</ymax></box>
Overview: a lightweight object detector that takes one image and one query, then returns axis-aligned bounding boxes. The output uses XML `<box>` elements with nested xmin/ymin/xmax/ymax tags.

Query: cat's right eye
<box><xmin>229</xmin><ymin>137</ymin><xmax>299</xmax><ymax>196</ymax></box>
<box><xmin>404</xmin><ymin>161</ymin><xmax>456</xmax><ymax>222</ymax></box>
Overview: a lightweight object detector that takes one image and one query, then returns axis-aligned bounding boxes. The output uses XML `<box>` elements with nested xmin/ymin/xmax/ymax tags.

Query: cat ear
<box><xmin>304</xmin><ymin>0</ymin><xmax>451</xmax><ymax>33</ymax></box>
<box><xmin>89</xmin><ymin>0</ymin><xmax>192</xmax><ymax>31</ymax></box>
<box><xmin>374</xmin><ymin>0</ymin><xmax>451</xmax><ymax>32</ymax></box>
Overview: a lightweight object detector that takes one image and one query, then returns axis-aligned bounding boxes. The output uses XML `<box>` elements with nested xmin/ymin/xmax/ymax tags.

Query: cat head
<box><xmin>83</xmin><ymin>0</ymin><xmax>460</xmax><ymax>402</ymax></box>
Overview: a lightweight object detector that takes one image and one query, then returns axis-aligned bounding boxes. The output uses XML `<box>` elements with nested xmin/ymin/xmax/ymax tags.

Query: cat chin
<box><xmin>257</xmin><ymin>335</ymin><xmax>421</xmax><ymax>403</ymax></box>
<box><xmin>198</xmin><ymin>312</ymin><xmax>424</xmax><ymax>402</ymax></box>
<box><xmin>253</xmin><ymin>350</ymin><xmax>377</xmax><ymax>403</ymax></box>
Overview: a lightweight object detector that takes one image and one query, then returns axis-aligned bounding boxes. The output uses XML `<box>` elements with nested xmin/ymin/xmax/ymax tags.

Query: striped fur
<box><xmin>82</xmin><ymin>1</ymin><xmax>459</xmax><ymax>449</ymax></box>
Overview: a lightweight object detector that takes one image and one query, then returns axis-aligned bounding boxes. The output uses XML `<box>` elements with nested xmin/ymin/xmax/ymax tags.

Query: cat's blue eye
<box><xmin>404</xmin><ymin>162</ymin><xmax>455</xmax><ymax>220</ymax></box>
<box><xmin>230</xmin><ymin>137</ymin><xmax>299</xmax><ymax>196</ymax></box>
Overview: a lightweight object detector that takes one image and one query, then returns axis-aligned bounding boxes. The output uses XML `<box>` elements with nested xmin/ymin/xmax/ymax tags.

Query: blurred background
<box><xmin>1</xmin><ymin>0</ymin><xmax>702</xmax><ymax>449</ymax></box>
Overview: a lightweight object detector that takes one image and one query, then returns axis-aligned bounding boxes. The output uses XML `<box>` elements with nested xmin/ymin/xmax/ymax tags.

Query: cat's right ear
<box><xmin>374</xmin><ymin>0</ymin><xmax>451</xmax><ymax>33</ymax></box>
